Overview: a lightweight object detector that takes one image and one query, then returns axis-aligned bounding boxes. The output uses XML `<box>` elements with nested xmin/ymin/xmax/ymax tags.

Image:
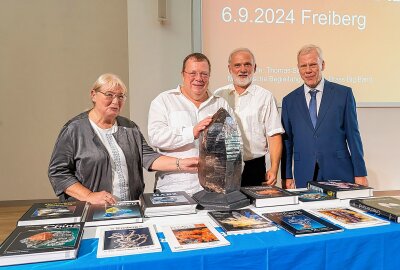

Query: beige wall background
<box><xmin>0</xmin><ymin>0</ymin><xmax>399</xmax><ymax>201</ymax></box>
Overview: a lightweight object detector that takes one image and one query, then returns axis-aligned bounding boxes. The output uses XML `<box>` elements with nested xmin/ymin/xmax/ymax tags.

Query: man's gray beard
<box><xmin>233</xmin><ymin>75</ymin><xmax>253</xmax><ymax>87</ymax></box>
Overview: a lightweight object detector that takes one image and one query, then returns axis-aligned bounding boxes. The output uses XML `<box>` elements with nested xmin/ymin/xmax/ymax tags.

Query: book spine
<box><xmin>349</xmin><ymin>200</ymin><xmax>399</xmax><ymax>223</ymax></box>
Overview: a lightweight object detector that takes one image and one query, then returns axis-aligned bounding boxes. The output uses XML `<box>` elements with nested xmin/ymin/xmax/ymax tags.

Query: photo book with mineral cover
<box><xmin>307</xmin><ymin>180</ymin><xmax>373</xmax><ymax>199</ymax></box>
<box><xmin>208</xmin><ymin>208</ymin><xmax>278</xmax><ymax>235</ymax></box>
<box><xmin>310</xmin><ymin>207</ymin><xmax>389</xmax><ymax>229</ymax></box>
<box><xmin>17</xmin><ymin>201</ymin><xmax>88</xmax><ymax>226</ymax></box>
<box><xmin>290</xmin><ymin>188</ymin><xmax>339</xmax><ymax>204</ymax></box>
<box><xmin>140</xmin><ymin>191</ymin><xmax>197</xmax><ymax>217</ymax></box>
<box><xmin>84</xmin><ymin>200</ymin><xmax>143</xmax><ymax>227</ymax></box>
<box><xmin>241</xmin><ymin>185</ymin><xmax>298</xmax><ymax>207</ymax></box>
<box><xmin>161</xmin><ymin>222</ymin><xmax>230</xmax><ymax>252</ymax></box>
<box><xmin>0</xmin><ymin>223</ymin><xmax>83</xmax><ymax>266</ymax></box>
<box><xmin>350</xmin><ymin>196</ymin><xmax>400</xmax><ymax>223</ymax></box>
<box><xmin>96</xmin><ymin>224</ymin><xmax>161</xmax><ymax>258</ymax></box>
<box><xmin>263</xmin><ymin>209</ymin><xmax>343</xmax><ymax>237</ymax></box>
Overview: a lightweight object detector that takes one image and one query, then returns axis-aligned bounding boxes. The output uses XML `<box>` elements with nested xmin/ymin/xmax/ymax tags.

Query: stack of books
<box><xmin>140</xmin><ymin>191</ymin><xmax>197</xmax><ymax>217</ymax></box>
<box><xmin>290</xmin><ymin>188</ymin><xmax>339</xmax><ymax>205</ymax></box>
<box><xmin>241</xmin><ymin>185</ymin><xmax>298</xmax><ymax>207</ymax></box>
<box><xmin>1</xmin><ymin>201</ymin><xmax>86</xmax><ymax>267</ymax></box>
<box><xmin>307</xmin><ymin>180</ymin><xmax>373</xmax><ymax>199</ymax></box>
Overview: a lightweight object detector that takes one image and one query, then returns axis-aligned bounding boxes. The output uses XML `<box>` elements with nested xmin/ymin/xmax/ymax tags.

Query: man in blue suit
<box><xmin>281</xmin><ymin>45</ymin><xmax>368</xmax><ymax>189</ymax></box>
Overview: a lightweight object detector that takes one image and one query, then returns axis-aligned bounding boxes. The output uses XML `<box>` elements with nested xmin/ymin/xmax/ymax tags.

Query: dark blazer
<box><xmin>281</xmin><ymin>80</ymin><xmax>367</xmax><ymax>188</ymax></box>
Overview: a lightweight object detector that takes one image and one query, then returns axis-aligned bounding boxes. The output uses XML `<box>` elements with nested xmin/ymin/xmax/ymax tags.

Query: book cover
<box><xmin>84</xmin><ymin>200</ymin><xmax>143</xmax><ymax>227</ymax></box>
<box><xmin>263</xmin><ymin>209</ymin><xmax>343</xmax><ymax>237</ymax></box>
<box><xmin>162</xmin><ymin>222</ymin><xmax>229</xmax><ymax>252</ymax></box>
<box><xmin>290</xmin><ymin>189</ymin><xmax>338</xmax><ymax>203</ymax></box>
<box><xmin>18</xmin><ymin>201</ymin><xmax>88</xmax><ymax>226</ymax></box>
<box><xmin>311</xmin><ymin>207</ymin><xmax>389</xmax><ymax>229</ymax></box>
<box><xmin>350</xmin><ymin>197</ymin><xmax>400</xmax><ymax>223</ymax></box>
<box><xmin>96</xmin><ymin>224</ymin><xmax>161</xmax><ymax>258</ymax></box>
<box><xmin>307</xmin><ymin>180</ymin><xmax>373</xmax><ymax>199</ymax></box>
<box><xmin>141</xmin><ymin>191</ymin><xmax>197</xmax><ymax>217</ymax></box>
<box><xmin>0</xmin><ymin>223</ymin><xmax>83</xmax><ymax>266</ymax></box>
<box><xmin>208</xmin><ymin>209</ymin><xmax>277</xmax><ymax>235</ymax></box>
<box><xmin>241</xmin><ymin>186</ymin><xmax>298</xmax><ymax>207</ymax></box>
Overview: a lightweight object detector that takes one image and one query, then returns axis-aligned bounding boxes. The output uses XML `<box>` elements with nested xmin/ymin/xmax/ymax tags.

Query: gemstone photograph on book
<box><xmin>96</xmin><ymin>224</ymin><xmax>161</xmax><ymax>258</ymax></box>
<box><xmin>307</xmin><ymin>180</ymin><xmax>373</xmax><ymax>199</ymax></box>
<box><xmin>161</xmin><ymin>222</ymin><xmax>230</xmax><ymax>252</ymax></box>
<box><xmin>208</xmin><ymin>208</ymin><xmax>278</xmax><ymax>235</ymax></box>
<box><xmin>84</xmin><ymin>200</ymin><xmax>143</xmax><ymax>227</ymax></box>
<box><xmin>263</xmin><ymin>209</ymin><xmax>343</xmax><ymax>237</ymax></box>
<box><xmin>0</xmin><ymin>223</ymin><xmax>83</xmax><ymax>266</ymax></box>
<box><xmin>241</xmin><ymin>185</ymin><xmax>298</xmax><ymax>207</ymax></box>
<box><xmin>310</xmin><ymin>207</ymin><xmax>389</xmax><ymax>229</ymax></box>
<box><xmin>290</xmin><ymin>189</ymin><xmax>339</xmax><ymax>204</ymax></box>
<box><xmin>17</xmin><ymin>201</ymin><xmax>88</xmax><ymax>226</ymax></box>
<box><xmin>350</xmin><ymin>196</ymin><xmax>400</xmax><ymax>223</ymax></box>
<box><xmin>140</xmin><ymin>191</ymin><xmax>197</xmax><ymax>217</ymax></box>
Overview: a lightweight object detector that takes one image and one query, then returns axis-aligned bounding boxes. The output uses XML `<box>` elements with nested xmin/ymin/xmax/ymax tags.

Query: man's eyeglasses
<box><xmin>183</xmin><ymin>71</ymin><xmax>210</xmax><ymax>79</ymax></box>
<box><xmin>97</xmin><ymin>91</ymin><xmax>127</xmax><ymax>101</ymax></box>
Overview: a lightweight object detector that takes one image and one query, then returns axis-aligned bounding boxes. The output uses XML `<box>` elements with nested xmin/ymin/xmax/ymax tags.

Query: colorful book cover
<box><xmin>141</xmin><ymin>191</ymin><xmax>197</xmax><ymax>217</ymax></box>
<box><xmin>241</xmin><ymin>186</ymin><xmax>298</xmax><ymax>207</ymax></box>
<box><xmin>311</xmin><ymin>207</ymin><xmax>389</xmax><ymax>229</ymax></box>
<box><xmin>85</xmin><ymin>201</ymin><xmax>143</xmax><ymax>226</ymax></box>
<box><xmin>162</xmin><ymin>222</ymin><xmax>229</xmax><ymax>252</ymax></box>
<box><xmin>291</xmin><ymin>189</ymin><xmax>338</xmax><ymax>202</ymax></box>
<box><xmin>208</xmin><ymin>209</ymin><xmax>277</xmax><ymax>234</ymax></box>
<box><xmin>263</xmin><ymin>209</ymin><xmax>343</xmax><ymax>237</ymax></box>
<box><xmin>18</xmin><ymin>202</ymin><xmax>88</xmax><ymax>226</ymax></box>
<box><xmin>97</xmin><ymin>224</ymin><xmax>161</xmax><ymax>258</ymax></box>
<box><xmin>307</xmin><ymin>180</ymin><xmax>373</xmax><ymax>199</ymax></box>
<box><xmin>0</xmin><ymin>223</ymin><xmax>83</xmax><ymax>266</ymax></box>
<box><xmin>350</xmin><ymin>197</ymin><xmax>400</xmax><ymax>223</ymax></box>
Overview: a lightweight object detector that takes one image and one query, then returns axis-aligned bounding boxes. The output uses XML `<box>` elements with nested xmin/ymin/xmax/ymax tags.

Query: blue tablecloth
<box><xmin>3</xmin><ymin>221</ymin><xmax>400</xmax><ymax>270</ymax></box>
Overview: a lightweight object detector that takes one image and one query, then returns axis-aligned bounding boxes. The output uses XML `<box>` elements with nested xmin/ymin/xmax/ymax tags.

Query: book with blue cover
<box><xmin>263</xmin><ymin>209</ymin><xmax>343</xmax><ymax>237</ymax></box>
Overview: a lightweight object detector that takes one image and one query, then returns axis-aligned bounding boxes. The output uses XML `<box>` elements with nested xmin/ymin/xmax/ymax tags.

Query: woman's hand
<box><xmin>86</xmin><ymin>191</ymin><xmax>117</xmax><ymax>205</ymax></box>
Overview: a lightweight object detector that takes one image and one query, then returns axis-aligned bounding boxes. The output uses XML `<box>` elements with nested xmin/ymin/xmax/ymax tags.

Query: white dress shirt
<box><xmin>214</xmin><ymin>84</ymin><xmax>284</xmax><ymax>161</ymax></box>
<box><xmin>148</xmin><ymin>85</ymin><xmax>236</xmax><ymax>196</ymax></box>
<box><xmin>304</xmin><ymin>78</ymin><xmax>325</xmax><ymax>114</ymax></box>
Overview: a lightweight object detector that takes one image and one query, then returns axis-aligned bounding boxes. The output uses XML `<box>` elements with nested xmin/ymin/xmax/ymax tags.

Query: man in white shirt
<box><xmin>215</xmin><ymin>48</ymin><xmax>284</xmax><ymax>187</ymax></box>
<box><xmin>148</xmin><ymin>53</ymin><xmax>235</xmax><ymax>196</ymax></box>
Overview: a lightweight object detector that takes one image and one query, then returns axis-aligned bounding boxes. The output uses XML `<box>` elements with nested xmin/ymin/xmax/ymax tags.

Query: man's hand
<box><xmin>282</xmin><ymin>178</ymin><xmax>296</xmax><ymax>189</ymax></box>
<box><xmin>263</xmin><ymin>169</ymin><xmax>278</xmax><ymax>186</ymax></box>
<box><xmin>86</xmin><ymin>191</ymin><xmax>117</xmax><ymax>205</ymax></box>
<box><xmin>193</xmin><ymin>116</ymin><xmax>213</xmax><ymax>139</ymax></box>
<box><xmin>355</xmin><ymin>176</ymin><xmax>368</xmax><ymax>186</ymax></box>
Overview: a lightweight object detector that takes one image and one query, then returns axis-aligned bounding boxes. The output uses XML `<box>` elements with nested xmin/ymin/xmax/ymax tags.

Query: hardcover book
<box><xmin>96</xmin><ymin>224</ymin><xmax>161</xmax><ymax>258</ymax></box>
<box><xmin>241</xmin><ymin>186</ymin><xmax>298</xmax><ymax>207</ymax></box>
<box><xmin>263</xmin><ymin>209</ymin><xmax>343</xmax><ymax>237</ymax></box>
<box><xmin>290</xmin><ymin>189</ymin><xmax>339</xmax><ymax>204</ymax></box>
<box><xmin>140</xmin><ymin>191</ymin><xmax>197</xmax><ymax>217</ymax></box>
<box><xmin>0</xmin><ymin>223</ymin><xmax>83</xmax><ymax>266</ymax></box>
<box><xmin>161</xmin><ymin>222</ymin><xmax>229</xmax><ymax>252</ymax></box>
<box><xmin>17</xmin><ymin>201</ymin><xmax>88</xmax><ymax>226</ymax></box>
<box><xmin>84</xmin><ymin>200</ymin><xmax>143</xmax><ymax>227</ymax></box>
<box><xmin>307</xmin><ymin>180</ymin><xmax>373</xmax><ymax>199</ymax></box>
<box><xmin>310</xmin><ymin>207</ymin><xmax>389</xmax><ymax>229</ymax></box>
<box><xmin>208</xmin><ymin>209</ymin><xmax>278</xmax><ymax>235</ymax></box>
<box><xmin>350</xmin><ymin>196</ymin><xmax>400</xmax><ymax>223</ymax></box>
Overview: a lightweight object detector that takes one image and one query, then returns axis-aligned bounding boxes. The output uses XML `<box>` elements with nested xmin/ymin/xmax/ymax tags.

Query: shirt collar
<box><xmin>304</xmin><ymin>78</ymin><xmax>325</xmax><ymax>95</ymax></box>
<box><xmin>171</xmin><ymin>85</ymin><xmax>214</xmax><ymax>102</ymax></box>
<box><xmin>226</xmin><ymin>83</ymin><xmax>255</xmax><ymax>96</ymax></box>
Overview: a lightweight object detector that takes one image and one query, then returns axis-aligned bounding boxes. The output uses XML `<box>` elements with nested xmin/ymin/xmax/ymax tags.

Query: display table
<box><xmin>3</xmin><ymin>200</ymin><xmax>400</xmax><ymax>270</ymax></box>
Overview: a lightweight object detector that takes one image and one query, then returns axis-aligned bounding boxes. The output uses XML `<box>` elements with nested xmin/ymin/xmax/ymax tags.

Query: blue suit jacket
<box><xmin>281</xmin><ymin>80</ymin><xmax>367</xmax><ymax>188</ymax></box>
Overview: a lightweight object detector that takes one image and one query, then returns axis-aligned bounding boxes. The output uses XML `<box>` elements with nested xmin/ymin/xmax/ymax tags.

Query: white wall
<box><xmin>127</xmin><ymin>0</ymin><xmax>193</xmax><ymax>192</ymax></box>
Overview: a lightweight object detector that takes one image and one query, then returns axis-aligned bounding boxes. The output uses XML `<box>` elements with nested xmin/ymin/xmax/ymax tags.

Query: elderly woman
<box><xmin>48</xmin><ymin>73</ymin><xmax>198</xmax><ymax>204</ymax></box>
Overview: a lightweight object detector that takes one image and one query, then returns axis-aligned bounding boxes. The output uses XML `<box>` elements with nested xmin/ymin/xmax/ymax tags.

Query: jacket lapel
<box><xmin>295</xmin><ymin>86</ymin><xmax>315</xmax><ymax>131</ymax></box>
<box><xmin>315</xmin><ymin>80</ymin><xmax>335</xmax><ymax>131</ymax></box>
